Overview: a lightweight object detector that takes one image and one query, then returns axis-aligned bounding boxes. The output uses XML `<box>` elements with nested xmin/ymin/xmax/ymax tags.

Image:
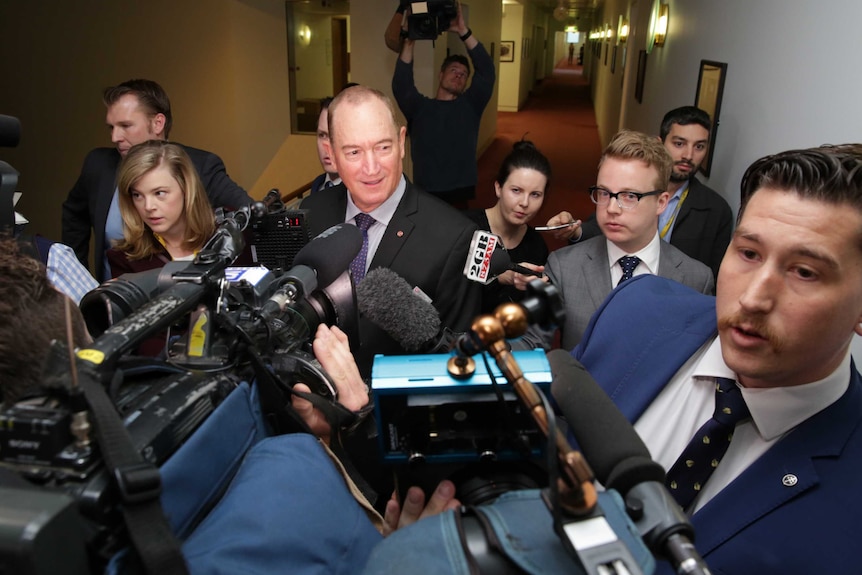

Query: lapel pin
<box><xmin>781</xmin><ymin>474</ymin><xmax>798</xmax><ymax>487</ymax></box>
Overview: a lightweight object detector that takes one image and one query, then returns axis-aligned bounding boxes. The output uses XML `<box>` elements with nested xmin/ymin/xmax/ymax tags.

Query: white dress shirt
<box><xmin>635</xmin><ymin>336</ymin><xmax>851</xmax><ymax>513</ymax></box>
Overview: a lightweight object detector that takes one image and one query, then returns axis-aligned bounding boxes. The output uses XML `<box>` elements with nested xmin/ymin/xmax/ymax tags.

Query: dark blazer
<box><xmin>61</xmin><ymin>145</ymin><xmax>251</xmax><ymax>282</ymax></box>
<box><xmin>299</xmin><ymin>179</ymin><xmax>481</xmax><ymax>375</ymax></box>
<box><xmin>578</xmin><ymin>178</ymin><xmax>733</xmax><ymax>280</ymax></box>
<box><xmin>310</xmin><ymin>173</ymin><xmax>326</xmax><ymax>195</ymax></box>
<box><xmin>517</xmin><ymin>236</ymin><xmax>714</xmax><ymax>351</ymax></box>
<box><xmin>573</xmin><ymin>275</ymin><xmax>862</xmax><ymax>574</ymax></box>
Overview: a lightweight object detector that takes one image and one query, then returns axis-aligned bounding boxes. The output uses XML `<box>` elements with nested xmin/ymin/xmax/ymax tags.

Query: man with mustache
<box><xmin>516</xmin><ymin>130</ymin><xmax>713</xmax><ymax>351</ymax></box>
<box><xmin>545</xmin><ymin>106</ymin><xmax>732</xmax><ymax>280</ymax></box>
<box><xmin>568</xmin><ymin>144</ymin><xmax>862</xmax><ymax>573</ymax></box>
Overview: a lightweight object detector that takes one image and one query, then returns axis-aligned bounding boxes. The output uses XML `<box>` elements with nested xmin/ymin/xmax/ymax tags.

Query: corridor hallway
<box><xmin>469</xmin><ymin>59</ymin><xmax>602</xmax><ymax>251</ymax></box>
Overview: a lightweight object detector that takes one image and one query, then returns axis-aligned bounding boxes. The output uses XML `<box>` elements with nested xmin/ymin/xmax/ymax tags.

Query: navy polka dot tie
<box><xmin>617</xmin><ymin>255</ymin><xmax>641</xmax><ymax>286</ymax></box>
<box><xmin>665</xmin><ymin>377</ymin><xmax>751</xmax><ymax>509</ymax></box>
<box><xmin>350</xmin><ymin>213</ymin><xmax>376</xmax><ymax>283</ymax></box>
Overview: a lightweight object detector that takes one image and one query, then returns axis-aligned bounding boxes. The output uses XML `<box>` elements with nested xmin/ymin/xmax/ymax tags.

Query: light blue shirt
<box><xmin>103</xmin><ymin>188</ymin><xmax>124</xmax><ymax>281</ymax></box>
<box><xmin>344</xmin><ymin>175</ymin><xmax>407</xmax><ymax>275</ymax></box>
<box><xmin>657</xmin><ymin>180</ymin><xmax>689</xmax><ymax>244</ymax></box>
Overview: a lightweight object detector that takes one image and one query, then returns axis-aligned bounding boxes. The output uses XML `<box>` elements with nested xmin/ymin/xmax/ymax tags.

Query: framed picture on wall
<box><xmin>635</xmin><ymin>50</ymin><xmax>647</xmax><ymax>103</ymax></box>
<box><xmin>500</xmin><ymin>41</ymin><xmax>515</xmax><ymax>62</ymax></box>
<box><xmin>695</xmin><ymin>60</ymin><xmax>728</xmax><ymax>177</ymax></box>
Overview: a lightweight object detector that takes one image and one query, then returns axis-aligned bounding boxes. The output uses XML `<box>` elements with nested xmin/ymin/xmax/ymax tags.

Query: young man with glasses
<box><xmin>516</xmin><ymin>130</ymin><xmax>713</xmax><ymax>351</ymax></box>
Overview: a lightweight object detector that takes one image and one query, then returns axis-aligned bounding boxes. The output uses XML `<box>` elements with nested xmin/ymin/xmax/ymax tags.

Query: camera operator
<box><xmin>0</xmin><ymin>238</ymin><xmax>91</xmax><ymax>407</ymax></box>
<box><xmin>390</xmin><ymin>1</ymin><xmax>496</xmax><ymax>207</ymax></box>
<box><xmin>290</xmin><ymin>323</ymin><xmax>460</xmax><ymax>536</ymax></box>
<box><xmin>0</xmin><ymin>244</ymin><xmax>458</xmax><ymax>571</ymax></box>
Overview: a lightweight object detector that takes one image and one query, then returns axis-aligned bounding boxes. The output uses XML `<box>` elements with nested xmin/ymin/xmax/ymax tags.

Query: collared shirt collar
<box><xmin>345</xmin><ymin>174</ymin><xmax>406</xmax><ymax>227</ymax></box>
<box><xmin>324</xmin><ymin>174</ymin><xmax>342</xmax><ymax>187</ymax></box>
<box><xmin>693</xmin><ymin>337</ymin><xmax>852</xmax><ymax>441</ymax></box>
<box><xmin>606</xmin><ymin>231</ymin><xmax>661</xmax><ymax>275</ymax></box>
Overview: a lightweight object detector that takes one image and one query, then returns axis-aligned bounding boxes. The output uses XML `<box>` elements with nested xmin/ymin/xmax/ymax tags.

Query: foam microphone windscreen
<box><xmin>547</xmin><ymin>349</ymin><xmax>666</xmax><ymax>495</ymax></box>
<box><xmin>356</xmin><ymin>267</ymin><xmax>441</xmax><ymax>352</ymax></box>
<box><xmin>292</xmin><ymin>223</ymin><xmax>362</xmax><ymax>287</ymax></box>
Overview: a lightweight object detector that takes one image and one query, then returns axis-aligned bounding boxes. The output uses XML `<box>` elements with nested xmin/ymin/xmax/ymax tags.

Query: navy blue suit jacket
<box><xmin>572</xmin><ymin>275</ymin><xmax>862</xmax><ymax>574</ymax></box>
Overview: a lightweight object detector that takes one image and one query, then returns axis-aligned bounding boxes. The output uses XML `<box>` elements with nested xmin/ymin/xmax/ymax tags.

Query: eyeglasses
<box><xmin>589</xmin><ymin>186</ymin><xmax>663</xmax><ymax>210</ymax></box>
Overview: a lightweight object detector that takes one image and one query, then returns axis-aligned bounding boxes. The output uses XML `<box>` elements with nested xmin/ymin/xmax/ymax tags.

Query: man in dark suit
<box><xmin>299</xmin><ymin>85</ymin><xmax>480</xmax><ymax>376</ymax></box>
<box><xmin>517</xmin><ymin>130</ymin><xmax>713</xmax><ymax>351</ymax></box>
<box><xmin>571</xmin><ymin>145</ymin><xmax>862</xmax><ymax>573</ymax></box>
<box><xmin>546</xmin><ymin>107</ymin><xmax>732</xmax><ymax>280</ymax></box>
<box><xmin>655</xmin><ymin>106</ymin><xmax>732</xmax><ymax>278</ymax></box>
<box><xmin>61</xmin><ymin>79</ymin><xmax>251</xmax><ymax>281</ymax></box>
<box><xmin>309</xmin><ymin>96</ymin><xmax>342</xmax><ymax>194</ymax></box>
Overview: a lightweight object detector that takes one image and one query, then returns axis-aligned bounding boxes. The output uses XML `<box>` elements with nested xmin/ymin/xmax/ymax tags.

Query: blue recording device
<box><xmin>372</xmin><ymin>349</ymin><xmax>552</xmax><ymax>465</ymax></box>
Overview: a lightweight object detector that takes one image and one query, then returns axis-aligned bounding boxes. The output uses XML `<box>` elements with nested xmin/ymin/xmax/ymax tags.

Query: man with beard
<box><xmin>567</xmin><ymin>144</ymin><xmax>862</xmax><ymax>573</ymax></box>
<box><xmin>655</xmin><ymin>106</ymin><xmax>732</xmax><ymax>278</ymax></box>
<box><xmin>545</xmin><ymin>107</ymin><xmax>732</xmax><ymax>280</ymax></box>
<box><xmin>391</xmin><ymin>1</ymin><xmax>495</xmax><ymax>206</ymax></box>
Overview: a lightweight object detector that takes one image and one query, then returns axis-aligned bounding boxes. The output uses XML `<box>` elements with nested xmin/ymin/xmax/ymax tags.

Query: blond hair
<box><xmin>114</xmin><ymin>140</ymin><xmax>216</xmax><ymax>260</ymax></box>
<box><xmin>598</xmin><ymin>130</ymin><xmax>673</xmax><ymax>191</ymax></box>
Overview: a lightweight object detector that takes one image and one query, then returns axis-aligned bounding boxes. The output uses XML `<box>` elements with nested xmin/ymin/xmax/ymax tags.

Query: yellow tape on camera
<box><xmin>77</xmin><ymin>349</ymin><xmax>105</xmax><ymax>365</ymax></box>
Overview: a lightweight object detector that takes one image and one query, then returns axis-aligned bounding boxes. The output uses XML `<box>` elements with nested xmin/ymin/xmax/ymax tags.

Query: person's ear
<box><xmin>151</xmin><ymin>113</ymin><xmax>167</xmax><ymax>138</ymax></box>
<box><xmin>494</xmin><ymin>181</ymin><xmax>502</xmax><ymax>199</ymax></box>
<box><xmin>655</xmin><ymin>191</ymin><xmax>670</xmax><ymax>215</ymax></box>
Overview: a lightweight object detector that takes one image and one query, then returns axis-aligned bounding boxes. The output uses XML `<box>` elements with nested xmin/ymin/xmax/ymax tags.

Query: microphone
<box><xmin>0</xmin><ymin>115</ymin><xmax>21</xmax><ymax>148</ymax></box>
<box><xmin>547</xmin><ymin>350</ymin><xmax>712</xmax><ymax>575</ymax></box>
<box><xmin>355</xmin><ymin>267</ymin><xmax>457</xmax><ymax>353</ymax></box>
<box><xmin>257</xmin><ymin>223</ymin><xmax>362</xmax><ymax>322</ymax></box>
<box><xmin>548</xmin><ymin>349</ymin><xmax>664</xmax><ymax>493</ymax></box>
<box><xmin>294</xmin><ymin>223</ymin><xmax>362</xmax><ymax>288</ymax></box>
<box><xmin>462</xmin><ymin>230</ymin><xmax>541</xmax><ymax>285</ymax></box>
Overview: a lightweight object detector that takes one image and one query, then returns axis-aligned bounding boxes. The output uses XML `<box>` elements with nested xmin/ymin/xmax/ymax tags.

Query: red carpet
<box><xmin>470</xmin><ymin>61</ymin><xmax>601</xmax><ymax>251</ymax></box>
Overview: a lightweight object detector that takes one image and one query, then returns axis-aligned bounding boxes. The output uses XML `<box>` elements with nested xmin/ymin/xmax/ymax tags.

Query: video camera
<box><xmin>0</xmin><ymin>209</ymin><xmax>362</xmax><ymax>573</ymax></box>
<box><xmin>406</xmin><ymin>0</ymin><xmax>459</xmax><ymax>40</ymax></box>
<box><xmin>372</xmin><ymin>281</ymin><xmax>565</xmax><ymax>505</ymax></box>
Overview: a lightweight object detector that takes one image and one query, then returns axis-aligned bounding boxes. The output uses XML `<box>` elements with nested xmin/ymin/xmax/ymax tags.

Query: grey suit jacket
<box><xmin>517</xmin><ymin>236</ymin><xmax>714</xmax><ymax>351</ymax></box>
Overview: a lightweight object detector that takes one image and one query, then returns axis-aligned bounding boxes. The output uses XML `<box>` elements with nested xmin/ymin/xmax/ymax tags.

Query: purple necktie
<box><xmin>350</xmin><ymin>213</ymin><xmax>376</xmax><ymax>283</ymax></box>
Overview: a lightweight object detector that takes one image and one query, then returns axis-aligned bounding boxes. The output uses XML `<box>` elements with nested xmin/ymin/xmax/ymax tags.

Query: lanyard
<box><xmin>660</xmin><ymin>186</ymin><xmax>689</xmax><ymax>240</ymax></box>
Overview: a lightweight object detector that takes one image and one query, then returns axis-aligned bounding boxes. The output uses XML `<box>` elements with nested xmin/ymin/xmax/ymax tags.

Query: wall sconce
<box><xmin>654</xmin><ymin>4</ymin><xmax>669</xmax><ymax>47</ymax></box>
<box><xmin>298</xmin><ymin>24</ymin><xmax>312</xmax><ymax>47</ymax></box>
<box><xmin>618</xmin><ymin>17</ymin><xmax>629</xmax><ymax>44</ymax></box>
<box><xmin>606</xmin><ymin>24</ymin><xmax>613</xmax><ymax>41</ymax></box>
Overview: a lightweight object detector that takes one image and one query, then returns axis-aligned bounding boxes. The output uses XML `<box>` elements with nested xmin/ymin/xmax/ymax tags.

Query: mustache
<box><xmin>718</xmin><ymin>312</ymin><xmax>784</xmax><ymax>352</ymax></box>
<box><xmin>675</xmin><ymin>161</ymin><xmax>695</xmax><ymax>169</ymax></box>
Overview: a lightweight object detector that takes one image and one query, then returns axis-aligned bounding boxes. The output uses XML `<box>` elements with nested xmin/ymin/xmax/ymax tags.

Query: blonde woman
<box><xmin>107</xmin><ymin>140</ymin><xmax>216</xmax><ymax>276</ymax></box>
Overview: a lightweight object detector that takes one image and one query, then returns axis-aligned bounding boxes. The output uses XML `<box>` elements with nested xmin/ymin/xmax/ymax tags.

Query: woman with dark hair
<box><xmin>107</xmin><ymin>140</ymin><xmax>217</xmax><ymax>276</ymax></box>
<box><xmin>467</xmin><ymin>140</ymin><xmax>551</xmax><ymax>313</ymax></box>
